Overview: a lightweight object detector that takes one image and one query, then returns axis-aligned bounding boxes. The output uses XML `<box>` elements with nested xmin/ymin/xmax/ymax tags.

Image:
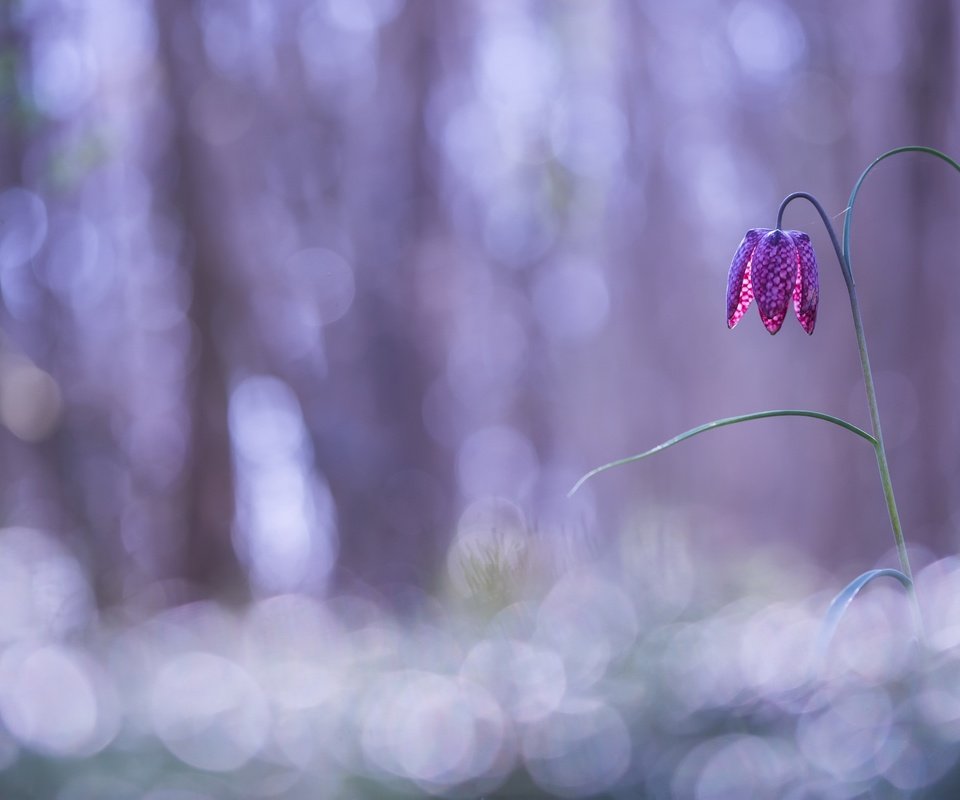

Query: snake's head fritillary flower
<box><xmin>726</xmin><ymin>228</ymin><xmax>820</xmax><ymax>335</ymax></box>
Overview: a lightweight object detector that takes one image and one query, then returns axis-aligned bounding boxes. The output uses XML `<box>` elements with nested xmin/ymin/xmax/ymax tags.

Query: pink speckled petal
<box><xmin>788</xmin><ymin>230</ymin><xmax>819</xmax><ymax>335</ymax></box>
<box><xmin>726</xmin><ymin>229</ymin><xmax>767</xmax><ymax>329</ymax></box>
<box><xmin>751</xmin><ymin>229</ymin><xmax>798</xmax><ymax>335</ymax></box>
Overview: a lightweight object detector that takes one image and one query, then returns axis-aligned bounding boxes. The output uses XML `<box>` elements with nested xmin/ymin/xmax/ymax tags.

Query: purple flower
<box><xmin>726</xmin><ymin>228</ymin><xmax>820</xmax><ymax>335</ymax></box>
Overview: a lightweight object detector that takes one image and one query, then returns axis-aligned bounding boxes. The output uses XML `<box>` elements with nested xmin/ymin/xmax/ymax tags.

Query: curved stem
<box><xmin>776</xmin><ymin>192</ymin><xmax>851</xmax><ymax>288</ymax></box>
<box><xmin>844</xmin><ymin>146</ymin><xmax>960</xmax><ymax>265</ymax></box>
<box><xmin>778</xmin><ymin>183</ymin><xmax>924</xmax><ymax>639</ymax></box>
<box><xmin>838</xmin><ymin>147</ymin><xmax>960</xmax><ymax>639</ymax></box>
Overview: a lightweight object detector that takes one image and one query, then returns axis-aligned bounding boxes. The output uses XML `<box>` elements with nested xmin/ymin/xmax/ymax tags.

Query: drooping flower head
<box><xmin>726</xmin><ymin>228</ymin><xmax>819</xmax><ymax>335</ymax></box>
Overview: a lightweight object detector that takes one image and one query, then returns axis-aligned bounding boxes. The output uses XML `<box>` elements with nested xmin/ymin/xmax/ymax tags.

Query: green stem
<box><xmin>842</xmin><ymin>147</ymin><xmax>960</xmax><ymax>638</ymax></box>
<box><xmin>777</xmin><ymin>191</ymin><xmax>921</xmax><ymax>637</ymax></box>
<box><xmin>777</xmin><ymin>192</ymin><xmax>914</xmax><ymax>591</ymax></box>
<box><xmin>775</xmin><ymin>144</ymin><xmax>960</xmax><ymax>642</ymax></box>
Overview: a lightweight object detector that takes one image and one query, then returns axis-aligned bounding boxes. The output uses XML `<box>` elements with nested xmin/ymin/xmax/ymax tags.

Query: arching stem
<box><xmin>777</xmin><ymin>190</ymin><xmax>923</xmax><ymax>640</ymax></box>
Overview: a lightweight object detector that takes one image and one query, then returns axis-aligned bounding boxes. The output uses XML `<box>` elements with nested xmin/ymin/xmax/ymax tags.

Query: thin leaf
<box><xmin>816</xmin><ymin>568</ymin><xmax>913</xmax><ymax>669</ymax></box>
<box><xmin>567</xmin><ymin>410</ymin><xmax>877</xmax><ymax>497</ymax></box>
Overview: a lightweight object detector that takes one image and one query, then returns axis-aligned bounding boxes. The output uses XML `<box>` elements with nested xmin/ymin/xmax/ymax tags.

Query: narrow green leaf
<box><xmin>567</xmin><ymin>410</ymin><xmax>877</xmax><ymax>497</ymax></box>
<box><xmin>816</xmin><ymin>568</ymin><xmax>912</xmax><ymax>668</ymax></box>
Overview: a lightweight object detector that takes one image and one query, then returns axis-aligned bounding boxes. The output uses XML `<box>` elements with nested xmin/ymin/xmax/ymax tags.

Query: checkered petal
<box><xmin>726</xmin><ymin>228</ymin><xmax>768</xmax><ymax>329</ymax></box>
<box><xmin>787</xmin><ymin>230</ymin><xmax>819</xmax><ymax>335</ymax></box>
<box><xmin>751</xmin><ymin>229</ymin><xmax>799</xmax><ymax>335</ymax></box>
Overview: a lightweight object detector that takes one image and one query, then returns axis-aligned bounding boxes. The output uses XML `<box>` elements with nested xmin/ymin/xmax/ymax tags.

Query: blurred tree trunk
<box><xmin>153</xmin><ymin>1</ymin><xmax>247</xmax><ymax>599</ymax></box>
<box><xmin>904</xmin><ymin>0</ymin><xmax>955</xmax><ymax>550</ymax></box>
<box><xmin>0</xmin><ymin>4</ymin><xmax>24</xmax><ymax>188</ymax></box>
<box><xmin>326</xmin><ymin>1</ymin><xmax>452</xmax><ymax>593</ymax></box>
<box><xmin>0</xmin><ymin>4</ymin><xmax>87</xmax><ymax>563</ymax></box>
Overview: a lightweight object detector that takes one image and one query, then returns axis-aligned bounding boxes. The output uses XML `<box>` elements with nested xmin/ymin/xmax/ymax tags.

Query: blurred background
<box><xmin>2</xmin><ymin>1</ymin><xmax>960</xmax><ymax>797</ymax></box>
<box><xmin>0</xmin><ymin>0</ymin><xmax>958</xmax><ymax>603</ymax></box>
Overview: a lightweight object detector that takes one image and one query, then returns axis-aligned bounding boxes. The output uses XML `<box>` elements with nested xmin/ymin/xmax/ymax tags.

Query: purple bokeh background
<box><xmin>0</xmin><ymin>0</ymin><xmax>956</xmax><ymax>602</ymax></box>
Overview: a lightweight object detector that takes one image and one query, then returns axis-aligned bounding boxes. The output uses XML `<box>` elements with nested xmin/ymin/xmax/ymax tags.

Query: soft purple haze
<box><xmin>0</xmin><ymin>0</ymin><xmax>956</xmax><ymax>602</ymax></box>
